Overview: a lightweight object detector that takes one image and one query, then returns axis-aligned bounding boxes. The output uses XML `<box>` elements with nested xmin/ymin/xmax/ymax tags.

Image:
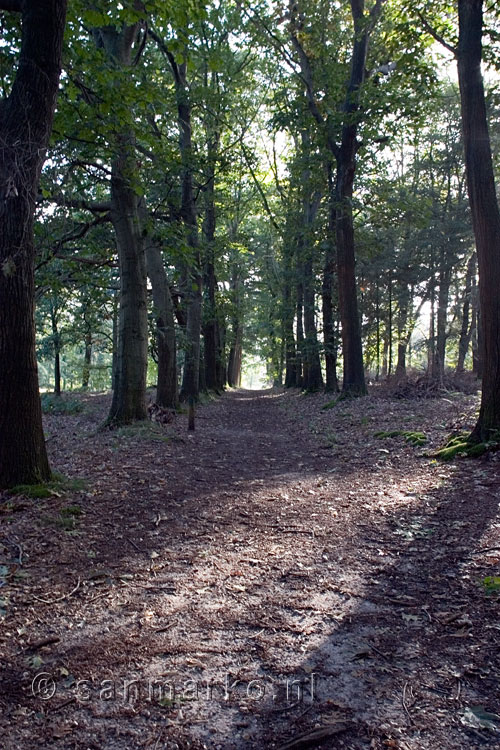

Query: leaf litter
<box><xmin>0</xmin><ymin>387</ymin><xmax>499</xmax><ymax>749</ymax></box>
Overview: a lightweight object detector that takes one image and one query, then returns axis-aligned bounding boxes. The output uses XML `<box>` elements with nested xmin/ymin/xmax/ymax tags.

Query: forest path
<box><xmin>2</xmin><ymin>388</ymin><xmax>500</xmax><ymax>750</ymax></box>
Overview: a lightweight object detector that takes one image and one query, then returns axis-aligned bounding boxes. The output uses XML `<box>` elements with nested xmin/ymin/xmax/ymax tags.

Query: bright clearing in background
<box><xmin>240</xmin><ymin>354</ymin><xmax>269</xmax><ymax>390</ymax></box>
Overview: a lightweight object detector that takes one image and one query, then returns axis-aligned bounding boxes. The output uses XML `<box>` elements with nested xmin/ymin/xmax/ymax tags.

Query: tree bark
<box><xmin>296</xmin><ymin>279</ymin><xmax>305</xmax><ymax>388</ymax></box>
<box><xmin>456</xmin><ymin>253</ymin><xmax>475</xmax><ymax>373</ymax></box>
<box><xmin>301</xmin><ymin>197</ymin><xmax>323</xmax><ymax>390</ymax></box>
<box><xmin>51</xmin><ymin>305</ymin><xmax>62</xmax><ymax>396</ymax></box>
<box><xmin>333</xmin><ymin>1</ymin><xmax>377</xmax><ymax>396</ymax></box>
<box><xmin>217</xmin><ymin>318</ymin><xmax>227</xmax><ymax>390</ymax></box>
<box><xmin>323</xmin><ymin>169</ymin><xmax>339</xmax><ymax>392</ymax></box>
<box><xmin>291</xmin><ymin>0</ymin><xmax>385</xmax><ymax>397</ymax></box>
<box><xmin>471</xmin><ymin>277</ymin><xmax>483</xmax><ymax>378</ymax></box>
<box><xmin>227</xmin><ymin>265</ymin><xmax>243</xmax><ymax>387</ymax></box>
<box><xmin>94</xmin><ymin>24</ymin><xmax>149</xmax><ymax>425</ymax></box>
<box><xmin>434</xmin><ymin>258</ymin><xmax>451</xmax><ymax>382</ymax></box>
<box><xmin>145</xmin><ymin>235</ymin><xmax>178</xmax><ymax>409</ymax></box>
<box><xmin>175</xmin><ymin>66</ymin><xmax>202</xmax><ymax>404</ymax></box>
<box><xmin>106</xmin><ymin>132</ymin><xmax>148</xmax><ymax>424</ymax></box>
<box><xmin>457</xmin><ymin>0</ymin><xmax>500</xmax><ymax>439</ymax></box>
<box><xmin>82</xmin><ymin>329</ymin><xmax>92</xmax><ymax>390</ymax></box>
<box><xmin>0</xmin><ymin>0</ymin><xmax>67</xmax><ymax>488</ymax></box>
<box><xmin>283</xmin><ymin>209</ymin><xmax>297</xmax><ymax>388</ymax></box>
<box><xmin>111</xmin><ymin>290</ymin><xmax>119</xmax><ymax>392</ymax></box>
<box><xmin>202</xmin><ymin>157</ymin><xmax>219</xmax><ymax>392</ymax></box>
<box><xmin>283</xmin><ymin>252</ymin><xmax>297</xmax><ymax>388</ymax></box>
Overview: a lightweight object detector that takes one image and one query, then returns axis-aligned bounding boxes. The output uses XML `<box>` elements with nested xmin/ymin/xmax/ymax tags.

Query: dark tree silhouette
<box><xmin>0</xmin><ymin>0</ymin><xmax>67</xmax><ymax>488</ymax></box>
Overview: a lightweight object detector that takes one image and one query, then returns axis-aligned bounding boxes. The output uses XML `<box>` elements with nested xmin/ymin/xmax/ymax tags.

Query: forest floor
<box><xmin>1</xmin><ymin>385</ymin><xmax>500</xmax><ymax>750</ymax></box>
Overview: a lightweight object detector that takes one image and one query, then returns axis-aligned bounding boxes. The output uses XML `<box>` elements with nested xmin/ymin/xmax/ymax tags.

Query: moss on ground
<box><xmin>10</xmin><ymin>475</ymin><xmax>86</xmax><ymax>499</ymax></box>
<box><xmin>374</xmin><ymin>430</ymin><xmax>427</xmax><ymax>447</ymax></box>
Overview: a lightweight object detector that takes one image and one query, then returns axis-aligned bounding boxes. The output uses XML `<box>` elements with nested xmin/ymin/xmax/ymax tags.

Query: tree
<box><xmin>0</xmin><ymin>0</ymin><xmax>67</xmax><ymax>489</ymax></box>
<box><xmin>456</xmin><ymin>0</ymin><xmax>500</xmax><ymax>440</ymax></box>
<box><xmin>289</xmin><ymin>0</ymin><xmax>387</xmax><ymax>396</ymax></box>
<box><xmin>93</xmin><ymin>19</ymin><xmax>149</xmax><ymax>425</ymax></box>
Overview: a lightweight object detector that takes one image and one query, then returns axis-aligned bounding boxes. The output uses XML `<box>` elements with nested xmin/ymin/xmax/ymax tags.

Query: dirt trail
<box><xmin>1</xmin><ymin>388</ymin><xmax>500</xmax><ymax>749</ymax></box>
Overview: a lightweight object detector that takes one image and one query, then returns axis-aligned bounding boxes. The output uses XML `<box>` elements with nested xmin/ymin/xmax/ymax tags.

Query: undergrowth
<box><xmin>41</xmin><ymin>393</ymin><xmax>84</xmax><ymax>415</ymax></box>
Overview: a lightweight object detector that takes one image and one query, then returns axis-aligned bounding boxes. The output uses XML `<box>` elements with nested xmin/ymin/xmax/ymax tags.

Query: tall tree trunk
<box><xmin>457</xmin><ymin>0</ymin><xmax>500</xmax><ymax>439</ymax></box>
<box><xmin>228</xmin><ymin>329</ymin><xmax>242</xmax><ymax>387</ymax></box>
<box><xmin>145</xmin><ymin>238</ymin><xmax>178</xmax><ymax>409</ymax></box>
<box><xmin>387</xmin><ymin>272</ymin><xmax>393</xmax><ymax>376</ymax></box>
<box><xmin>202</xmin><ymin>160</ymin><xmax>219</xmax><ymax>392</ymax></box>
<box><xmin>375</xmin><ymin>281</ymin><xmax>381</xmax><ymax>380</ymax></box>
<box><xmin>434</xmin><ymin>258</ymin><xmax>451</xmax><ymax>382</ymax></box>
<box><xmin>471</xmin><ymin>276</ymin><xmax>482</xmax><ymax>377</ymax></box>
<box><xmin>106</xmin><ymin>132</ymin><xmax>148</xmax><ymax>424</ymax></box>
<box><xmin>217</xmin><ymin>319</ymin><xmax>227</xmax><ymax>390</ymax></box>
<box><xmin>456</xmin><ymin>253</ymin><xmax>476</xmax><ymax>373</ymax></box>
<box><xmin>291</xmin><ymin>0</ymin><xmax>385</xmax><ymax>397</ymax></box>
<box><xmin>332</xmin><ymin>1</ymin><xmax>383</xmax><ymax>396</ymax></box>
<box><xmin>283</xmin><ymin>237</ymin><xmax>297</xmax><ymax>388</ymax></box>
<box><xmin>82</xmin><ymin>330</ymin><xmax>92</xmax><ymax>390</ymax></box>
<box><xmin>302</xmin><ymin>251</ymin><xmax>323</xmax><ymax>390</ymax></box>
<box><xmin>94</xmin><ymin>24</ymin><xmax>149</xmax><ymax>425</ymax></box>
<box><xmin>381</xmin><ymin>336</ymin><xmax>388</xmax><ymax>378</ymax></box>
<box><xmin>0</xmin><ymin>0</ymin><xmax>67</xmax><ymax>488</ymax></box>
<box><xmin>335</xmin><ymin>167</ymin><xmax>365</xmax><ymax>394</ymax></box>
<box><xmin>162</xmin><ymin>54</ymin><xmax>202</xmax><ymax>404</ymax></box>
<box><xmin>296</xmin><ymin>279</ymin><xmax>305</xmax><ymax>388</ymax></box>
<box><xmin>200</xmin><ymin>75</ymin><xmax>222</xmax><ymax>394</ymax></box>
<box><xmin>394</xmin><ymin>284</ymin><xmax>410</xmax><ymax>378</ymax></box>
<box><xmin>51</xmin><ymin>307</ymin><xmax>61</xmax><ymax>396</ymax></box>
<box><xmin>427</xmin><ymin>276</ymin><xmax>436</xmax><ymax>377</ymax></box>
<box><xmin>283</xmin><ymin>276</ymin><xmax>297</xmax><ymax>387</ymax></box>
<box><xmin>111</xmin><ymin>290</ymin><xmax>119</xmax><ymax>392</ymax></box>
<box><xmin>395</xmin><ymin>312</ymin><xmax>407</xmax><ymax>378</ymax></box>
<box><xmin>323</xmin><ymin>169</ymin><xmax>339</xmax><ymax>392</ymax></box>
<box><xmin>227</xmin><ymin>265</ymin><xmax>243</xmax><ymax>387</ymax></box>
<box><xmin>299</xmin><ymin>134</ymin><xmax>323</xmax><ymax>391</ymax></box>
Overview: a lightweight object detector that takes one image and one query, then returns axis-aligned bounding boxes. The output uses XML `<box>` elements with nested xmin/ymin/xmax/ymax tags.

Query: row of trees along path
<box><xmin>1</xmin><ymin>0</ymin><xmax>500</xmax><ymax>488</ymax></box>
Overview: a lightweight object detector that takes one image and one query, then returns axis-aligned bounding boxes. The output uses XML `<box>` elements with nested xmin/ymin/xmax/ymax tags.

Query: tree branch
<box><xmin>288</xmin><ymin>2</ymin><xmax>340</xmax><ymax>160</ymax></box>
<box><xmin>241</xmin><ymin>145</ymin><xmax>282</xmax><ymax>234</ymax></box>
<box><xmin>148</xmin><ymin>27</ymin><xmax>182</xmax><ymax>87</ymax></box>
<box><xmin>42</xmin><ymin>194</ymin><xmax>112</xmax><ymax>213</ymax></box>
<box><xmin>368</xmin><ymin>0</ymin><xmax>386</xmax><ymax>32</ymax></box>
<box><xmin>416</xmin><ymin>10</ymin><xmax>457</xmax><ymax>57</ymax></box>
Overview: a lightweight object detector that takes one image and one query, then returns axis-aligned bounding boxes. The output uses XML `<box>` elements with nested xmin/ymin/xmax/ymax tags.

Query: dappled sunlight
<box><xmin>3</xmin><ymin>387</ymin><xmax>497</xmax><ymax>748</ymax></box>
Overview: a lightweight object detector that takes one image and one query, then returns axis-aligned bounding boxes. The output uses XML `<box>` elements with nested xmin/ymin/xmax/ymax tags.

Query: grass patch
<box><xmin>198</xmin><ymin>390</ymin><xmax>219</xmax><ymax>404</ymax></box>
<box><xmin>41</xmin><ymin>393</ymin><xmax>84</xmax><ymax>415</ymax></box>
<box><xmin>113</xmin><ymin>421</ymin><xmax>170</xmax><ymax>442</ymax></box>
<box><xmin>321</xmin><ymin>399</ymin><xmax>338</xmax><ymax>410</ymax></box>
<box><xmin>60</xmin><ymin>504</ymin><xmax>83</xmax><ymax>517</ymax></box>
<box><xmin>483</xmin><ymin>576</ymin><xmax>500</xmax><ymax>595</ymax></box>
<box><xmin>10</xmin><ymin>474</ymin><xmax>86</xmax><ymax>499</ymax></box>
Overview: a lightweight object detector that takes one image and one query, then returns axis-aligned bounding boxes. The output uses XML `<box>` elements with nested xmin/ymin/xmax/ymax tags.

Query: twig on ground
<box><xmin>126</xmin><ymin>537</ymin><xmax>145</xmax><ymax>554</ymax></box>
<box><xmin>25</xmin><ymin>636</ymin><xmax>61</xmax><ymax>651</ymax></box>
<box><xmin>32</xmin><ymin>577</ymin><xmax>81</xmax><ymax>605</ymax></box>
<box><xmin>366</xmin><ymin>642</ymin><xmax>391</xmax><ymax>661</ymax></box>
<box><xmin>402</xmin><ymin>681</ymin><xmax>414</xmax><ymax>725</ymax></box>
<box><xmin>278</xmin><ymin>723</ymin><xmax>348</xmax><ymax>749</ymax></box>
<box><xmin>472</xmin><ymin>546</ymin><xmax>500</xmax><ymax>555</ymax></box>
